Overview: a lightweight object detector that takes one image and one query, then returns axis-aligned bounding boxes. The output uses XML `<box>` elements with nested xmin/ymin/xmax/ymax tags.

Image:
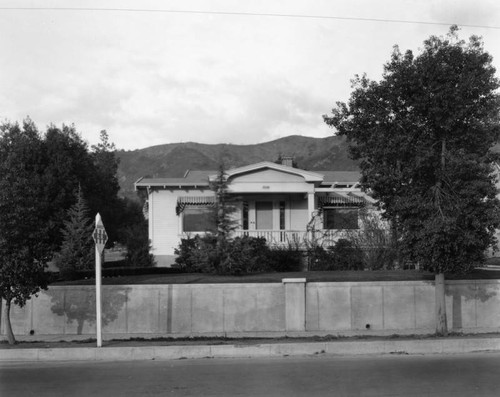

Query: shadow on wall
<box><xmin>444</xmin><ymin>282</ymin><xmax>498</xmax><ymax>330</ymax></box>
<box><xmin>47</xmin><ymin>287</ymin><xmax>130</xmax><ymax>335</ymax></box>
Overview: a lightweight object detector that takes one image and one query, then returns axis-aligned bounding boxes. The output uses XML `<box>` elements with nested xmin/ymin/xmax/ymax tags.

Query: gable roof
<box><xmin>135</xmin><ymin>169</ymin><xmax>214</xmax><ymax>188</ymax></box>
<box><xmin>210</xmin><ymin>161</ymin><xmax>324</xmax><ymax>183</ymax></box>
<box><xmin>321</xmin><ymin>171</ymin><xmax>361</xmax><ymax>184</ymax></box>
<box><xmin>135</xmin><ymin>162</ymin><xmax>361</xmax><ymax>190</ymax></box>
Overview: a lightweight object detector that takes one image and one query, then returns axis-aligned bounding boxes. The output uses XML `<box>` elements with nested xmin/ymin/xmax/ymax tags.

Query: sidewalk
<box><xmin>2</xmin><ymin>333</ymin><xmax>500</xmax><ymax>362</ymax></box>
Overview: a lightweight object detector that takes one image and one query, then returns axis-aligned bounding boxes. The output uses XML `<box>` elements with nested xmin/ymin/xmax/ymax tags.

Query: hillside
<box><xmin>117</xmin><ymin>135</ymin><xmax>358</xmax><ymax>199</ymax></box>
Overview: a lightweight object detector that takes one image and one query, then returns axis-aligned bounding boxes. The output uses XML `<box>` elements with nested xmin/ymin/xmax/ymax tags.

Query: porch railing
<box><xmin>232</xmin><ymin>230</ymin><xmax>342</xmax><ymax>247</ymax></box>
<box><xmin>232</xmin><ymin>230</ymin><xmax>308</xmax><ymax>246</ymax></box>
<box><xmin>181</xmin><ymin>229</ymin><xmax>345</xmax><ymax>248</ymax></box>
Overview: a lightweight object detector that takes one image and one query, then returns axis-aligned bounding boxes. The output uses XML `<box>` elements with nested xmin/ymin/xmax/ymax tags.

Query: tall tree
<box><xmin>324</xmin><ymin>26</ymin><xmax>500</xmax><ymax>335</ymax></box>
<box><xmin>91</xmin><ymin>130</ymin><xmax>121</xmax><ymax>245</ymax></box>
<box><xmin>0</xmin><ymin>120</ymin><xmax>126</xmax><ymax>342</ymax></box>
<box><xmin>53</xmin><ymin>187</ymin><xmax>95</xmax><ymax>279</ymax></box>
<box><xmin>211</xmin><ymin>164</ymin><xmax>238</xmax><ymax>241</ymax></box>
<box><xmin>43</xmin><ymin>124</ymin><xmax>95</xmax><ymax>251</ymax></box>
<box><xmin>0</xmin><ymin>119</ymin><xmax>51</xmax><ymax>344</ymax></box>
<box><xmin>43</xmin><ymin>126</ymin><xmax>121</xmax><ymax>247</ymax></box>
<box><xmin>120</xmin><ymin>197</ymin><xmax>155</xmax><ymax>268</ymax></box>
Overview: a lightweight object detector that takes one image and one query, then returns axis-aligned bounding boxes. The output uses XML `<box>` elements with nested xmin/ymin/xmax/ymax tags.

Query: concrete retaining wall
<box><xmin>1</xmin><ymin>279</ymin><xmax>499</xmax><ymax>338</ymax></box>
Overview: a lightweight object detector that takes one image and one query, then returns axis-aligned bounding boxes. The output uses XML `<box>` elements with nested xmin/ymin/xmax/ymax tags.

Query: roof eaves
<box><xmin>135</xmin><ymin>180</ymin><xmax>210</xmax><ymax>189</ymax></box>
<box><xmin>219</xmin><ymin>161</ymin><xmax>324</xmax><ymax>182</ymax></box>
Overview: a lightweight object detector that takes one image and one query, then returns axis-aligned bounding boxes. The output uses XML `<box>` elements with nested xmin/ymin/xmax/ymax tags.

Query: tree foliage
<box><xmin>211</xmin><ymin>164</ymin><xmax>238</xmax><ymax>241</ymax></box>
<box><xmin>43</xmin><ymin>124</ymin><xmax>95</xmax><ymax>250</ymax></box>
<box><xmin>53</xmin><ymin>188</ymin><xmax>95</xmax><ymax>279</ymax></box>
<box><xmin>324</xmin><ymin>26</ymin><xmax>500</xmax><ymax>274</ymax></box>
<box><xmin>175</xmin><ymin>234</ymin><xmax>304</xmax><ymax>274</ymax></box>
<box><xmin>0</xmin><ymin>119</ymin><xmax>51</xmax><ymax>344</ymax></box>
<box><xmin>324</xmin><ymin>26</ymin><xmax>500</xmax><ymax>335</ymax></box>
<box><xmin>342</xmin><ymin>208</ymin><xmax>398</xmax><ymax>270</ymax></box>
<box><xmin>90</xmin><ymin>130</ymin><xmax>122</xmax><ymax>244</ymax></box>
<box><xmin>121</xmin><ymin>198</ymin><xmax>155</xmax><ymax>267</ymax></box>
<box><xmin>41</xmin><ymin>125</ymin><xmax>121</xmax><ymax>248</ymax></box>
<box><xmin>0</xmin><ymin>120</ymin><xmax>126</xmax><ymax>342</ymax></box>
<box><xmin>307</xmin><ymin>239</ymin><xmax>364</xmax><ymax>271</ymax></box>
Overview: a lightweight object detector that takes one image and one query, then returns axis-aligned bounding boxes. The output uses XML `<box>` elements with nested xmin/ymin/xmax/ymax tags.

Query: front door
<box><xmin>255</xmin><ymin>201</ymin><xmax>273</xmax><ymax>229</ymax></box>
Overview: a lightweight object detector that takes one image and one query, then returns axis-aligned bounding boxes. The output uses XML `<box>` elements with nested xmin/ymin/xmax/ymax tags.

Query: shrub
<box><xmin>218</xmin><ymin>236</ymin><xmax>270</xmax><ymax>275</ymax></box>
<box><xmin>54</xmin><ymin>266</ymin><xmax>183</xmax><ymax>282</ymax></box>
<box><xmin>175</xmin><ymin>235</ymin><xmax>271</xmax><ymax>275</ymax></box>
<box><xmin>307</xmin><ymin>245</ymin><xmax>336</xmax><ymax>271</ymax></box>
<box><xmin>122</xmin><ymin>222</ymin><xmax>155</xmax><ymax>268</ymax></box>
<box><xmin>174</xmin><ymin>235</ymin><xmax>198</xmax><ymax>272</ymax></box>
<box><xmin>308</xmin><ymin>239</ymin><xmax>364</xmax><ymax>271</ymax></box>
<box><xmin>362</xmin><ymin>247</ymin><xmax>397</xmax><ymax>270</ymax></box>
<box><xmin>174</xmin><ymin>235</ymin><xmax>218</xmax><ymax>273</ymax></box>
<box><xmin>331</xmin><ymin>239</ymin><xmax>364</xmax><ymax>270</ymax></box>
<box><xmin>342</xmin><ymin>208</ymin><xmax>398</xmax><ymax>270</ymax></box>
<box><xmin>267</xmin><ymin>243</ymin><xmax>304</xmax><ymax>272</ymax></box>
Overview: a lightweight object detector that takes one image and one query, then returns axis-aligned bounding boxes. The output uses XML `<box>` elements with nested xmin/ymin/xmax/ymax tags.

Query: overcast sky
<box><xmin>1</xmin><ymin>0</ymin><xmax>499</xmax><ymax>150</ymax></box>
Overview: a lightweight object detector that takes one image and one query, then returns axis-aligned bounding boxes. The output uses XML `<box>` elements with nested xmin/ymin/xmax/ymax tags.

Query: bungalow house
<box><xmin>135</xmin><ymin>158</ymin><xmax>375</xmax><ymax>267</ymax></box>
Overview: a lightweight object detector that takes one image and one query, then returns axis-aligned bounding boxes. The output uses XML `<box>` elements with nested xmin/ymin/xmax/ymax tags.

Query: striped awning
<box><xmin>176</xmin><ymin>196</ymin><xmax>216</xmax><ymax>215</ymax></box>
<box><xmin>318</xmin><ymin>192</ymin><xmax>366</xmax><ymax>207</ymax></box>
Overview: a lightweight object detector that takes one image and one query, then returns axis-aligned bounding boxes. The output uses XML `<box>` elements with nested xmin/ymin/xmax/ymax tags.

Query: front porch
<box><xmin>232</xmin><ymin>229</ymin><xmax>340</xmax><ymax>248</ymax></box>
<box><xmin>178</xmin><ymin>191</ymin><xmax>365</xmax><ymax>249</ymax></box>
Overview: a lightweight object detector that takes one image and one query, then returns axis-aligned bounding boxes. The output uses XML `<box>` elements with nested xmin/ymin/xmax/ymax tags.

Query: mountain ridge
<box><xmin>117</xmin><ymin>135</ymin><xmax>358</xmax><ymax>199</ymax></box>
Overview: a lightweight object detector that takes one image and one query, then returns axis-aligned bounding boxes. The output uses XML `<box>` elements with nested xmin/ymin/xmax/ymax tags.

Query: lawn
<box><xmin>51</xmin><ymin>268</ymin><xmax>500</xmax><ymax>286</ymax></box>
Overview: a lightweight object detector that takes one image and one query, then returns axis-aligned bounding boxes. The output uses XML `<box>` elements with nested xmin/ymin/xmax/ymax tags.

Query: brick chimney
<box><xmin>281</xmin><ymin>156</ymin><xmax>294</xmax><ymax>167</ymax></box>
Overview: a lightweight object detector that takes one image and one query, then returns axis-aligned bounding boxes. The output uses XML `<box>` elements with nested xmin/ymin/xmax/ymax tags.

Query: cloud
<box><xmin>429</xmin><ymin>0</ymin><xmax>500</xmax><ymax>27</ymax></box>
<box><xmin>102</xmin><ymin>72</ymin><xmax>330</xmax><ymax>148</ymax></box>
<box><xmin>1</xmin><ymin>0</ymin><xmax>499</xmax><ymax>150</ymax></box>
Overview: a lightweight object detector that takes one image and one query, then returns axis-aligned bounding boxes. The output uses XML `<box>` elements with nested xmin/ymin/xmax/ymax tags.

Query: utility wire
<box><xmin>0</xmin><ymin>7</ymin><xmax>499</xmax><ymax>30</ymax></box>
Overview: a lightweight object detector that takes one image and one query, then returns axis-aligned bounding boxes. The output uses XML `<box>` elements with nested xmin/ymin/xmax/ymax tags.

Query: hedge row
<box><xmin>51</xmin><ymin>266</ymin><xmax>183</xmax><ymax>281</ymax></box>
<box><xmin>175</xmin><ymin>235</ymin><xmax>304</xmax><ymax>274</ymax></box>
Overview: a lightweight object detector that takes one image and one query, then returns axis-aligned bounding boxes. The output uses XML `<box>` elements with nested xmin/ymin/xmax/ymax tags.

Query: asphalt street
<box><xmin>1</xmin><ymin>352</ymin><xmax>500</xmax><ymax>396</ymax></box>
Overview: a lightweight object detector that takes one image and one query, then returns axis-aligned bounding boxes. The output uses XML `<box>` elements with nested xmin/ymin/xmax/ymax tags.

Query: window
<box><xmin>242</xmin><ymin>201</ymin><xmax>249</xmax><ymax>230</ymax></box>
<box><xmin>279</xmin><ymin>201</ymin><xmax>286</xmax><ymax>230</ymax></box>
<box><xmin>183</xmin><ymin>207</ymin><xmax>216</xmax><ymax>232</ymax></box>
<box><xmin>323</xmin><ymin>208</ymin><xmax>359</xmax><ymax>230</ymax></box>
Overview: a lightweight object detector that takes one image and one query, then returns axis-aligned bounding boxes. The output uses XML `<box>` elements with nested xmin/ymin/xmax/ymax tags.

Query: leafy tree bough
<box><xmin>0</xmin><ymin>120</ymin><xmax>150</xmax><ymax>344</ymax></box>
<box><xmin>324</xmin><ymin>26</ymin><xmax>500</xmax><ymax>335</ymax></box>
<box><xmin>0</xmin><ymin>120</ymin><xmax>51</xmax><ymax>344</ymax></box>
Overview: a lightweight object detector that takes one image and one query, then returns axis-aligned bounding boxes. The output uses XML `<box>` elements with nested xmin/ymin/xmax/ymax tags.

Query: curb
<box><xmin>1</xmin><ymin>337</ymin><xmax>500</xmax><ymax>362</ymax></box>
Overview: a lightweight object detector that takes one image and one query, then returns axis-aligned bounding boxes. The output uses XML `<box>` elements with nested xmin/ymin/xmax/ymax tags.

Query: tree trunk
<box><xmin>435</xmin><ymin>272</ymin><xmax>448</xmax><ymax>336</ymax></box>
<box><xmin>441</xmin><ymin>139</ymin><xmax>446</xmax><ymax>170</ymax></box>
<box><xmin>4</xmin><ymin>299</ymin><xmax>16</xmax><ymax>345</ymax></box>
<box><xmin>434</xmin><ymin>138</ymin><xmax>448</xmax><ymax>336</ymax></box>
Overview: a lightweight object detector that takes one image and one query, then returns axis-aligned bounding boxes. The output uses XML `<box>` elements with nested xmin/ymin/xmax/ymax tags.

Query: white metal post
<box><xmin>93</xmin><ymin>213</ymin><xmax>107</xmax><ymax>348</ymax></box>
<box><xmin>95</xmin><ymin>242</ymin><xmax>102</xmax><ymax>347</ymax></box>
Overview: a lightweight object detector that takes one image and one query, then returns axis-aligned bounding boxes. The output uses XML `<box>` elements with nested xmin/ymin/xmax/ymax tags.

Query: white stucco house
<box><xmin>135</xmin><ymin>158</ymin><xmax>375</xmax><ymax>267</ymax></box>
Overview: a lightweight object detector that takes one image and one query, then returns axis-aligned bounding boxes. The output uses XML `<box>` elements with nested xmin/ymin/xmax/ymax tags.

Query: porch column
<box><xmin>307</xmin><ymin>192</ymin><xmax>315</xmax><ymax>221</ymax></box>
<box><xmin>307</xmin><ymin>192</ymin><xmax>315</xmax><ymax>242</ymax></box>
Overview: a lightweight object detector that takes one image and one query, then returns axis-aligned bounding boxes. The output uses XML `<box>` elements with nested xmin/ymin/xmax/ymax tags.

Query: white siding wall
<box><xmin>149</xmin><ymin>189</ymin><xmax>214</xmax><ymax>259</ymax></box>
<box><xmin>149</xmin><ymin>191</ymin><xmax>178</xmax><ymax>258</ymax></box>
